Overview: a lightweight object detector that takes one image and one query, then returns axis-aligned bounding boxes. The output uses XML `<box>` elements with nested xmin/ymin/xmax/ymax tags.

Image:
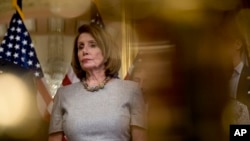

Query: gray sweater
<box><xmin>49</xmin><ymin>79</ymin><xmax>146</xmax><ymax>141</ymax></box>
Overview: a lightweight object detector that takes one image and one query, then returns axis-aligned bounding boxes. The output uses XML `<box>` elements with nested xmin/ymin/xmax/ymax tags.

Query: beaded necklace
<box><xmin>82</xmin><ymin>77</ymin><xmax>111</xmax><ymax>92</ymax></box>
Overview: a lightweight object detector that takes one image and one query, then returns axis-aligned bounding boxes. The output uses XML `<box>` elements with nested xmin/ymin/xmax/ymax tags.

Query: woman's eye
<box><xmin>90</xmin><ymin>44</ymin><xmax>96</xmax><ymax>48</ymax></box>
<box><xmin>78</xmin><ymin>44</ymin><xmax>84</xmax><ymax>50</ymax></box>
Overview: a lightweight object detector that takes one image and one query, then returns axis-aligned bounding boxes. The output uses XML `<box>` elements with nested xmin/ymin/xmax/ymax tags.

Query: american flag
<box><xmin>0</xmin><ymin>13</ymin><xmax>42</xmax><ymax>76</ymax></box>
<box><xmin>90</xmin><ymin>1</ymin><xmax>105</xmax><ymax>28</ymax></box>
<box><xmin>0</xmin><ymin>11</ymin><xmax>53</xmax><ymax>121</ymax></box>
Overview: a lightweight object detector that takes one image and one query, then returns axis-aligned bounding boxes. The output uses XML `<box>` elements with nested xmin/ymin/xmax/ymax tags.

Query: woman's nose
<box><xmin>83</xmin><ymin>46</ymin><xmax>88</xmax><ymax>55</ymax></box>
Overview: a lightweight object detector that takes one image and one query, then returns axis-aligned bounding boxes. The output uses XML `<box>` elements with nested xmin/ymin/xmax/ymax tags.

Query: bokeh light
<box><xmin>124</xmin><ymin>0</ymin><xmax>159</xmax><ymax>19</ymax></box>
<box><xmin>0</xmin><ymin>73</ymin><xmax>42</xmax><ymax>139</ymax></box>
<box><xmin>49</xmin><ymin>0</ymin><xmax>91</xmax><ymax>18</ymax></box>
<box><xmin>162</xmin><ymin>0</ymin><xmax>202</xmax><ymax>10</ymax></box>
<box><xmin>203</xmin><ymin>0</ymin><xmax>240</xmax><ymax>11</ymax></box>
<box><xmin>0</xmin><ymin>73</ymin><xmax>31</xmax><ymax>127</ymax></box>
<box><xmin>157</xmin><ymin>0</ymin><xmax>205</xmax><ymax>26</ymax></box>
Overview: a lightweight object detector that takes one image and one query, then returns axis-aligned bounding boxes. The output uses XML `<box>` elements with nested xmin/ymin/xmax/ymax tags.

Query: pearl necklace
<box><xmin>82</xmin><ymin>77</ymin><xmax>111</xmax><ymax>92</ymax></box>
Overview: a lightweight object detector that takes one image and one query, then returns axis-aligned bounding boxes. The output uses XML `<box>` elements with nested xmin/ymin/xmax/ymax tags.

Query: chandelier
<box><xmin>43</xmin><ymin>17</ymin><xmax>68</xmax><ymax>98</ymax></box>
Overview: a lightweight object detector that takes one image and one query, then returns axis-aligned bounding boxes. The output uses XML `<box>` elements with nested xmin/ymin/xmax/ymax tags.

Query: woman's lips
<box><xmin>82</xmin><ymin>59</ymin><xmax>91</xmax><ymax>63</ymax></box>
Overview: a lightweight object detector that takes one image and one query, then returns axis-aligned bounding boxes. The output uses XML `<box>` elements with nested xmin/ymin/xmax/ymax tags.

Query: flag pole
<box><xmin>12</xmin><ymin>0</ymin><xmax>24</xmax><ymax>21</ymax></box>
<box><xmin>17</xmin><ymin>0</ymin><xmax>22</xmax><ymax>9</ymax></box>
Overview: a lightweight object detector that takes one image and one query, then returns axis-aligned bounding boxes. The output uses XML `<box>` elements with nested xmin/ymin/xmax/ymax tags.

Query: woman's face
<box><xmin>77</xmin><ymin>33</ymin><xmax>105</xmax><ymax>71</ymax></box>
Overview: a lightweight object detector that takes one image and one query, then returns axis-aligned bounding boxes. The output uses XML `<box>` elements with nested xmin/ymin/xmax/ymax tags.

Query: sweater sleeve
<box><xmin>130</xmin><ymin>83</ymin><xmax>147</xmax><ymax>129</ymax></box>
<box><xmin>49</xmin><ymin>88</ymin><xmax>64</xmax><ymax>134</ymax></box>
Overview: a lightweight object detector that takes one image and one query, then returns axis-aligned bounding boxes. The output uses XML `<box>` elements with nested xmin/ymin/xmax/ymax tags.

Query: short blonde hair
<box><xmin>71</xmin><ymin>24</ymin><xmax>121</xmax><ymax>80</ymax></box>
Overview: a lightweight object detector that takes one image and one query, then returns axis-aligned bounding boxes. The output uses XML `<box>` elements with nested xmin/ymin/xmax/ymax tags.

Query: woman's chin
<box><xmin>82</xmin><ymin>66</ymin><xmax>98</xmax><ymax>71</ymax></box>
<box><xmin>82</xmin><ymin>64</ymin><xmax>105</xmax><ymax>71</ymax></box>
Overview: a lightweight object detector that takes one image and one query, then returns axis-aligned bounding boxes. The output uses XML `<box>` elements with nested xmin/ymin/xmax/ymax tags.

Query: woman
<box><xmin>48</xmin><ymin>24</ymin><xmax>147</xmax><ymax>141</ymax></box>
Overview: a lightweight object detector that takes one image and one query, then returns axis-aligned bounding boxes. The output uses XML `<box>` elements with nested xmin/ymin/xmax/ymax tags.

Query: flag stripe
<box><xmin>36</xmin><ymin>92</ymin><xmax>51</xmax><ymax>121</ymax></box>
<box><xmin>37</xmin><ymin>78</ymin><xmax>53</xmax><ymax>105</ymax></box>
<box><xmin>62</xmin><ymin>66</ymin><xmax>80</xmax><ymax>86</ymax></box>
<box><xmin>62</xmin><ymin>75</ymin><xmax>72</xmax><ymax>86</ymax></box>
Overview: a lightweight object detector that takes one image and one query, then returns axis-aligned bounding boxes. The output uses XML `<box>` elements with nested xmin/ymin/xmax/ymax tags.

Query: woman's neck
<box><xmin>85</xmin><ymin>69</ymin><xmax>106</xmax><ymax>86</ymax></box>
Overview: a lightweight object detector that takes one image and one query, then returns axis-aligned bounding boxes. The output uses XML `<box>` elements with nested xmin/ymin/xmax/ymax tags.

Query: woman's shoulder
<box><xmin>111</xmin><ymin>78</ymin><xmax>140</xmax><ymax>90</ymax></box>
<box><xmin>57</xmin><ymin>82</ymin><xmax>82</xmax><ymax>94</ymax></box>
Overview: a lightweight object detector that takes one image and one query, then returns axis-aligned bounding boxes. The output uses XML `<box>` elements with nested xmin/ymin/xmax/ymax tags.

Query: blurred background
<box><xmin>1</xmin><ymin>0</ymin><xmax>250</xmax><ymax>141</ymax></box>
